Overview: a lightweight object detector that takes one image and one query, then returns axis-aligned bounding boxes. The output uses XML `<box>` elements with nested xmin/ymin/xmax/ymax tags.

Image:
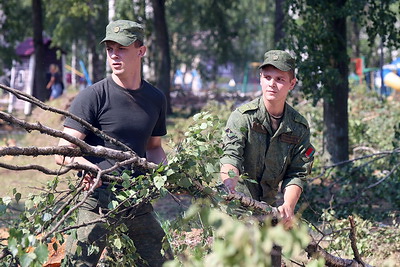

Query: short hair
<box><xmin>288</xmin><ymin>69</ymin><xmax>295</xmax><ymax>80</ymax></box>
<box><xmin>134</xmin><ymin>40</ymin><xmax>144</xmax><ymax>48</ymax></box>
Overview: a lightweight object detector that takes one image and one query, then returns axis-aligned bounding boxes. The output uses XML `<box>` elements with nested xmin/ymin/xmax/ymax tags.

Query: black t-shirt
<box><xmin>64</xmin><ymin>77</ymin><xmax>167</xmax><ymax>172</ymax></box>
<box><xmin>52</xmin><ymin>72</ymin><xmax>62</xmax><ymax>84</ymax></box>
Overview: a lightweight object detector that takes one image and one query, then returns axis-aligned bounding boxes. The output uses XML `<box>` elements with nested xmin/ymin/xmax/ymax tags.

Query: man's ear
<box><xmin>138</xmin><ymin>46</ymin><xmax>147</xmax><ymax>57</ymax></box>
<box><xmin>289</xmin><ymin>78</ymin><xmax>297</xmax><ymax>90</ymax></box>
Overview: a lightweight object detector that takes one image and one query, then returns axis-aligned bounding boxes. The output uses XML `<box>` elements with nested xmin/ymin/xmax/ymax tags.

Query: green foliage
<box><xmin>45</xmin><ymin>0</ymin><xmax>108</xmax><ymax>49</ymax></box>
<box><xmin>0</xmin><ymin>0</ymin><xmax>31</xmax><ymax>69</ymax></box>
<box><xmin>166</xmin><ymin>0</ymin><xmax>274</xmax><ymax>80</ymax></box>
<box><xmin>166</xmin><ymin>202</ymin><xmax>311</xmax><ymax>267</ymax></box>
<box><xmin>1</xmin><ymin>96</ymin><xmax>399</xmax><ymax>265</ymax></box>
<box><xmin>294</xmin><ymin>84</ymin><xmax>399</xmax><ymax>219</ymax></box>
<box><xmin>316</xmin><ymin>211</ymin><xmax>400</xmax><ymax>264</ymax></box>
<box><xmin>349</xmin><ymin>90</ymin><xmax>400</xmax><ymax>150</ymax></box>
<box><xmin>285</xmin><ymin>0</ymin><xmax>400</xmax><ymax>104</ymax></box>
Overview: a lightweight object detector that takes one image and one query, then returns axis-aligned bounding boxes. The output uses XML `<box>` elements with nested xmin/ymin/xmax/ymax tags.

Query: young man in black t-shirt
<box><xmin>55</xmin><ymin>20</ymin><xmax>172</xmax><ymax>266</ymax></box>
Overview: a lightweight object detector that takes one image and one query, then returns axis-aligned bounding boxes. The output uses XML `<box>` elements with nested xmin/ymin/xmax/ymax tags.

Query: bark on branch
<box><xmin>0</xmin><ymin>83</ymin><xmax>132</xmax><ymax>152</ymax></box>
<box><xmin>306</xmin><ymin>241</ymin><xmax>373</xmax><ymax>267</ymax></box>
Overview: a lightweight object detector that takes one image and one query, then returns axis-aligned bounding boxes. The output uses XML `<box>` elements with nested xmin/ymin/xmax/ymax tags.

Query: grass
<box><xmin>0</xmin><ymin>89</ymin><xmax>74</xmax><ymax>198</ymax></box>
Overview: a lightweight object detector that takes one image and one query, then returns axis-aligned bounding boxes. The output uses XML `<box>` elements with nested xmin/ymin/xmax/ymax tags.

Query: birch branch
<box><xmin>306</xmin><ymin>241</ymin><xmax>373</xmax><ymax>267</ymax></box>
<box><xmin>349</xmin><ymin>216</ymin><xmax>365</xmax><ymax>266</ymax></box>
<box><xmin>0</xmin><ymin>83</ymin><xmax>133</xmax><ymax>152</ymax></box>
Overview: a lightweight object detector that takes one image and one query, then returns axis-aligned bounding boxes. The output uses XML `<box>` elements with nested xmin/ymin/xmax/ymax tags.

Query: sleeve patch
<box><xmin>225</xmin><ymin>128</ymin><xmax>237</xmax><ymax>140</ymax></box>
<box><xmin>304</xmin><ymin>145</ymin><xmax>315</xmax><ymax>159</ymax></box>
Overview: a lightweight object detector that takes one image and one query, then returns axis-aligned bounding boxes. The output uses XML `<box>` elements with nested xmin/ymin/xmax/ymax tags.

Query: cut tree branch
<box><xmin>0</xmin><ymin>83</ymin><xmax>133</xmax><ymax>152</ymax></box>
<box><xmin>349</xmin><ymin>216</ymin><xmax>365</xmax><ymax>266</ymax></box>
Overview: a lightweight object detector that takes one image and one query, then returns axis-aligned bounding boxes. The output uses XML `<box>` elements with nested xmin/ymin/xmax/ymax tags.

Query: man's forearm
<box><xmin>146</xmin><ymin>147</ymin><xmax>167</xmax><ymax>165</ymax></box>
<box><xmin>282</xmin><ymin>184</ymin><xmax>302</xmax><ymax>209</ymax></box>
<box><xmin>220</xmin><ymin>163</ymin><xmax>240</xmax><ymax>192</ymax></box>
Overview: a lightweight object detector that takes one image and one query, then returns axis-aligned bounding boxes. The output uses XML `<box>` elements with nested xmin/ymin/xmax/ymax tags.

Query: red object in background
<box><xmin>351</xmin><ymin>58</ymin><xmax>363</xmax><ymax>76</ymax></box>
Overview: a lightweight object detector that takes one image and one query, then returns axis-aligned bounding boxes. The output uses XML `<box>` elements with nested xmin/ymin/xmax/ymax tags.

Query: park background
<box><xmin>0</xmin><ymin>0</ymin><xmax>399</xmax><ymax>266</ymax></box>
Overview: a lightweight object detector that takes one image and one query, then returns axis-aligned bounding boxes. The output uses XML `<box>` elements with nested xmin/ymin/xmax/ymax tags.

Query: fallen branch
<box><xmin>306</xmin><ymin>241</ymin><xmax>373</xmax><ymax>267</ymax></box>
<box><xmin>0</xmin><ymin>83</ymin><xmax>133</xmax><ymax>153</ymax></box>
<box><xmin>349</xmin><ymin>216</ymin><xmax>365</xmax><ymax>266</ymax></box>
<box><xmin>192</xmin><ymin>180</ymin><xmax>280</xmax><ymax>218</ymax></box>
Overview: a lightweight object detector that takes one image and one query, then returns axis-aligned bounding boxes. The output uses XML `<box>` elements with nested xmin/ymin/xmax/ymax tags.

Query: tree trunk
<box><xmin>88</xmin><ymin>21</ymin><xmax>103</xmax><ymax>83</ymax></box>
<box><xmin>150</xmin><ymin>0</ymin><xmax>172</xmax><ymax>114</ymax></box>
<box><xmin>323</xmin><ymin>0</ymin><xmax>349</xmax><ymax>164</ymax></box>
<box><xmin>32</xmin><ymin>0</ymin><xmax>47</xmax><ymax>101</ymax></box>
<box><xmin>274</xmin><ymin>0</ymin><xmax>285</xmax><ymax>46</ymax></box>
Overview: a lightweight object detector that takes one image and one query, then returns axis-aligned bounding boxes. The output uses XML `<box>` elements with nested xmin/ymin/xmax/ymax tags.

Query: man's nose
<box><xmin>110</xmin><ymin>51</ymin><xmax>119</xmax><ymax>58</ymax></box>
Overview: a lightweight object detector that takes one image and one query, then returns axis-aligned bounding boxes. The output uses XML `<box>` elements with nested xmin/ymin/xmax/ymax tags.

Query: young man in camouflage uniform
<box><xmin>56</xmin><ymin>20</ymin><xmax>172</xmax><ymax>266</ymax></box>
<box><xmin>220</xmin><ymin>50</ymin><xmax>315</xmax><ymax>229</ymax></box>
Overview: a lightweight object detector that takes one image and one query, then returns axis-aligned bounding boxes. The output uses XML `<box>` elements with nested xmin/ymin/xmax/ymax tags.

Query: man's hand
<box><xmin>277</xmin><ymin>203</ymin><xmax>295</xmax><ymax>229</ymax></box>
<box><xmin>223</xmin><ymin>177</ymin><xmax>238</xmax><ymax>194</ymax></box>
<box><xmin>220</xmin><ymin>164</ymin><xmax>240</xmax><ymax>193</ymax></box>
<box><xmin>278</xmin><ymin>185</ymin><xmax>302</xmax><ymax>229</ymax></box>
<box><xmin>81</xmin><ymin>172</ymin><xmax>102</xmax><ymax>191</ymax></box>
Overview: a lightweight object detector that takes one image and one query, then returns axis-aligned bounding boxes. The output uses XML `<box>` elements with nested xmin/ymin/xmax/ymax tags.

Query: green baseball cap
<box><xmin>259</xmin><ymin>50</ymin><xmax>295</xmax><ymax>71</ymax></box>
<box><xmin>100</xmin><ymin>20</ymin><xmax>144</xmax><ymax>46</ymax></box>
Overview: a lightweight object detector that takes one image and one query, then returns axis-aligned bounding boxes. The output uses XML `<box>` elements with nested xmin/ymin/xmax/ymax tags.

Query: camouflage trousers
<box><xmin>62</xmin><ymin>187</ymin><xmax>173</xmax><ymax>267</ymax></box>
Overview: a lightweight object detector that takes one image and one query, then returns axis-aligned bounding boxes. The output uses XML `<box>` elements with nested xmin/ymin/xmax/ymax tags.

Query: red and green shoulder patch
<box><xmin>304</xmin><ymin>145</ymin><xmax>315</xmax><ymax>159</ymax></box>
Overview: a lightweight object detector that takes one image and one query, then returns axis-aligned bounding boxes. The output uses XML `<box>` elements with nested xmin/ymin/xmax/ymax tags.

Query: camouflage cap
<box><xmin>259</xmin><ymin>50</ymin><xmax>295</xmax><ymax>71</ymax></box>
<box><xmin>100</xmin><ymin>20</ymin><xmax>144</xmax><ymax>46</ymax></box>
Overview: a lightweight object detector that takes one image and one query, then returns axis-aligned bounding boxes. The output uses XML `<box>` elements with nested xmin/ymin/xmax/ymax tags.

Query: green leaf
<box><xmin>2</xmin><ymin>196</ymin><xmax>11</xmax><ymax>205</ymax></box>
<box><xmin>25</xmin><ymin>199</ymin><xmax>34</xmax><ymax>209</ymax></box>
<box><xmin>121</xmin><ymin>172</ymin><xmax>131</xmax><ymax>180</ymax></box>
<box><xmin>15</xmin><ymin>193</ymin><xmax>21</xmax><ymax>203</ymax></box>
<box><xmin>42</xmin><ymin>213</ymin><xmax>52</xmax><ymax>222</ymax></box>
<box><xmin>138</xmin><ymin>189</ymin><xmax>148</xmax><ymax>197</ymax></box>
<box><xmin>178</xmin><ymin>177</ymin><xmax>192</xmax><ymax>188</ymax></box>
<box><xmin>206</xmin><ymin>163</ymin><xmax>216</xmax><ymax>174</ymax></box>
<box><xmin>114</xmin><ymin>237</ymin><xmax>122</xmax><ymax>250</ymax></box>
<box><xmin>47</xmin><ymin>193</ymin><xmax>54</xmax><ymax>203</ymax></box>
<box><xmin>193</xmin><ymin>113</ymin><xmax>201</xmax><ymax>121</ymax></box>
<box><xmin>8</xmin><ymin>238</ymin><xmax>19</xmax><ymax>257</ymax></box>
<box><xmin>35</xmin><ymin>243</ymin><xmax>49</xmax><ymax>263</ymax></box>
<box><xmin>165</xmin><ymin>168</ymin><xmax>175</xmax><ymax>176</ymax></box>
<box><xmin>227</xmin><ymin>170</ymin><xmax>236</xmax><ymax>178</ymax></box>
<box><xmin>122</xmin><ymin>179</ymin><xmax>131</xmax><ymax>189</ymax></box>
<box><xmin>154</xmin><ymin>175</ymin><xmax>167</xmax><ymax>189</ymax></box>
<box><xmin>108</xmin><ymin>200</ymin><xmax>119</xmax><ymax>210</ymax></box>
<box><xmin>20</xmin><ymin>252</ymin><xmax>36</xmax><ymax>267</ymax></box>
<box><xmin>76</xmin><ymin>244</ymin><xmax>82</xmax><ymax>256</ymax></box>
<box><xmin>159</xmin><ymin>187</ymin><xmax>168</xmax><ymax>197</ymax></box>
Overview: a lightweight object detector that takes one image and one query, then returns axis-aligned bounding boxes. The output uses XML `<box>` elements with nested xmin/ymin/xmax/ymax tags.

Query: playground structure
<box><xmin>351</xmin><ymin>57</ymin><xmax>400</xmax><ymax>96</ymax></box>
<box><xmin>382</xmin><ymin>57</ymin><xmax>400</xmax><ymax>92</ymax></box>
<box><xmin>3</xmin><ymin>37</ymin><xmax>65</xmax><ymax>115</ymax></box>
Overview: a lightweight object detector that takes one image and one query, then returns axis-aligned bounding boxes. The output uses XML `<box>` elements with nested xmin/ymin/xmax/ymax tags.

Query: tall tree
<box><xmin>274</xmin><ymin>0</ymin><xmax>285</xmax><ymax>46</ymax></box>
<box><xmin>286</xmin><ymin>0</ymin><xmax>400</xmax><ymax>164</ymax></box>
<box><xmin>32</xmin><ymin>0</ymin><xmax>47</xmax><ymax>101</ymax></box>
<box><xmin>150</xmin><ymin>0</ymin><xmax>172</xmax><ymax>114</ymax></box>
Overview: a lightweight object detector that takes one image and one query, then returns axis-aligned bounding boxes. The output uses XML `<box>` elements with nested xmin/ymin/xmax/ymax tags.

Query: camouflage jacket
<box><xmin>220</xmin><ymin>97</ymin><xmax>315</xmax><ymax>204</ymax></box>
